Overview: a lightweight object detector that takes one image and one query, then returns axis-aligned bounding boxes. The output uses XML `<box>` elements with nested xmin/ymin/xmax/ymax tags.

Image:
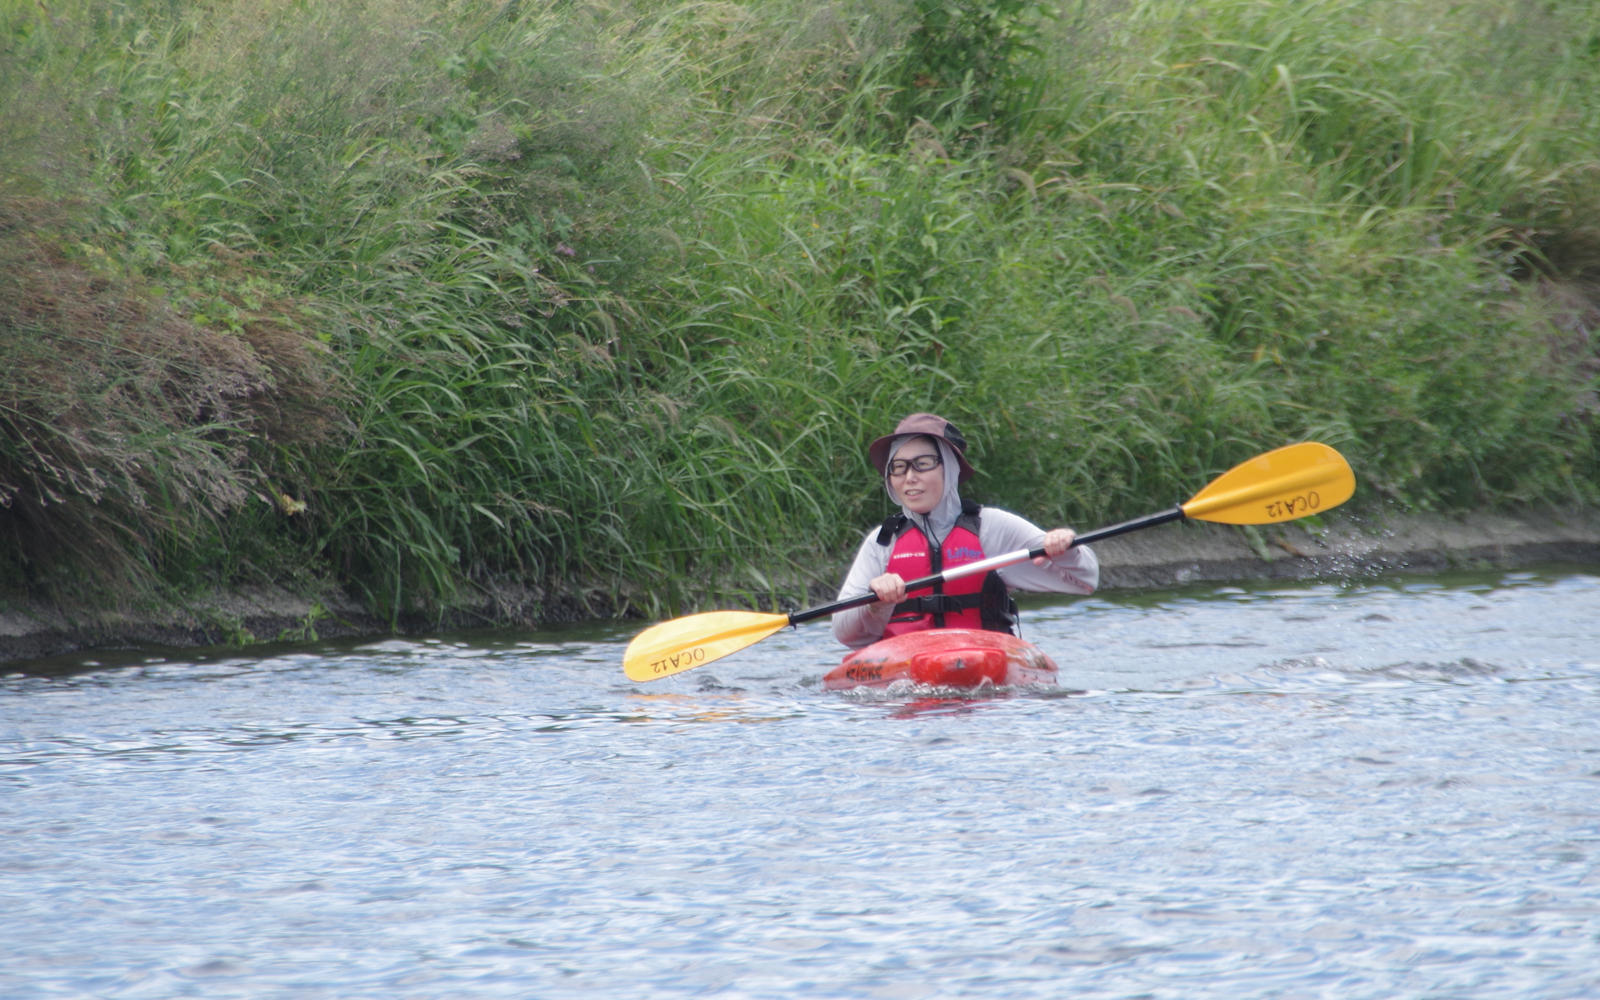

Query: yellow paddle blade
<box><xmin>622</xmin><ymin>611</ymin><xmax>790</xmax><ymax>682</ymax></box>
<box><xmin>1181</xmin><ymin>442</ymin><xmax>1355</xmax><ymax>525</ymax></box>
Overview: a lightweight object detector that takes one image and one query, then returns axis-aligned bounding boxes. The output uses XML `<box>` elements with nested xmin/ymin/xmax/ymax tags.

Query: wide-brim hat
<box><xmin>867</xmin><ymin>413</ymin><xmax>975</xmax><ymax>484</ymax></box>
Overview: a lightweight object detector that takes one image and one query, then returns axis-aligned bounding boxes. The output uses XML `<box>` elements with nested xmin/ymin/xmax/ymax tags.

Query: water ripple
<box><xmin>2</xmin><ymin>568</ymin><xmax>1599</xmax><ymax>998</ymax></box>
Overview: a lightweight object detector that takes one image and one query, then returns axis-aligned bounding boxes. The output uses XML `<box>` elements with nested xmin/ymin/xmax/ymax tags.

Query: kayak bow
<box><xmin>823</xmin><ymin>629</ymin><xmax>1058</xmax><ymax>691</ymax></box>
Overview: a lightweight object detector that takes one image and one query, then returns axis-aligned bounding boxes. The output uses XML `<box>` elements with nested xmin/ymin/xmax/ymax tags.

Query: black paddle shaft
<box><xmin>788</xmin><ymin>506</ymin><xmax>1186</xmax><ymax>626</ymax></box>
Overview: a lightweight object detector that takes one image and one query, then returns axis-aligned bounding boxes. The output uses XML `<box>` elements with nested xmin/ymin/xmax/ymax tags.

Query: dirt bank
<box><xmin>1091</xmin><ymin>507</ymin><xmax>1600</xmax><ymax>588</ymax></box>
<box><xmin>3</xmin><ymin>507</ymin><xmax>1598</xmax><ymax>667</ymax></box>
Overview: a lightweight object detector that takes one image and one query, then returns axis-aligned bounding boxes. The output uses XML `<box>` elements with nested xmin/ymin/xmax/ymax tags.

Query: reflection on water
<box><xmin>3</xmin><ymin>567</ymin><xmax>1600</xmax><ymax>999</ymax></box>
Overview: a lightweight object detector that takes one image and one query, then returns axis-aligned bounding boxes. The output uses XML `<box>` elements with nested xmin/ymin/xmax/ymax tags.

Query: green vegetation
<box><xmin>2</xmin><ymin>0</ymin><xmax>1598</xmax><ymax>622</ymax></box>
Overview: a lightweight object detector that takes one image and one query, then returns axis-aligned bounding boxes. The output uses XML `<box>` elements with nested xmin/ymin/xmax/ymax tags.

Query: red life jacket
<box><xmin>878</xmin><ymin>500</ymin><xmax>1017</xmax><ymax>637</ymax></box>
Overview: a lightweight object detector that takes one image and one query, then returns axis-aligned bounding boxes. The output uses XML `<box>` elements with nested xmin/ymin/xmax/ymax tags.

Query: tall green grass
<box><xmin>1</xmin><ymin>0</ymin><xmax>1597</xmax><ymax>619</ymax></box>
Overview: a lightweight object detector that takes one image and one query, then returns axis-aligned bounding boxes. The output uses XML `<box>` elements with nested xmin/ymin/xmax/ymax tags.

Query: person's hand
<box><xmin>1033</xmin><ymin>528</ymin><xmax>1076</xmax><ymax>565</ymax></box>
<box><xmin>870</xmin><ymin>572</ymin><xmax>907</xmax><ymax>605</ymax></box>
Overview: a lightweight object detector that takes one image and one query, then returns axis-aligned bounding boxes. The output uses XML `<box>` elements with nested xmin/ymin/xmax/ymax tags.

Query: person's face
<box><xmin>888</xmin><ymin>437</ymin><xmax>944</xmax><ymax>515</ymax></box>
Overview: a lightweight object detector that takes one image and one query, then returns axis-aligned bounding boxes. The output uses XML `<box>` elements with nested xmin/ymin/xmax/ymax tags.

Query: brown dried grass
<box><xmin>0</xmin><ymin>198</ymin><xmax>339</xmax><ymax>592</ymax></box>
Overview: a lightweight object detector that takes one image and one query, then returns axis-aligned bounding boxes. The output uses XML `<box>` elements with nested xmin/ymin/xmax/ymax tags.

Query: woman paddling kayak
<box><xmin>832</xmin><ymin>413</ymin><xmax>1099</xmax><ymax>650</ymax></box>
<box><xmin>623</xmin><ymin>434</ymin><xmax>1351</xmax><ymax>683</ymax></box>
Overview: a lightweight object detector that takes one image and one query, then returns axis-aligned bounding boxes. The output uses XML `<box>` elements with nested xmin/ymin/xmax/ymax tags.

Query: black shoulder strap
<box><xmin>956</xmin><ymin>498</ymin><xmax>982</xmax><ymax>536</ymax></box>
<box><xmin>875</xmin><ymin>513</ymin><xmax>908</xmax><ymax>546</ymax></box>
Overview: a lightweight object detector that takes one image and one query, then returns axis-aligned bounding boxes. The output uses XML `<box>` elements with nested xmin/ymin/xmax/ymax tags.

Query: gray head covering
<box><xmin>884</xmin><ymin>435</ymin><xmax>964</xmax><ymax>544</ymax></box>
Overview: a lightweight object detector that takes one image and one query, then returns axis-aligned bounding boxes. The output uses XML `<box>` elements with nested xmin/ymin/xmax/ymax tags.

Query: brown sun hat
<box><xmin>867</xmin><ymin>413</ymin><xmax>976</xmax><ymax>484</ymax></box>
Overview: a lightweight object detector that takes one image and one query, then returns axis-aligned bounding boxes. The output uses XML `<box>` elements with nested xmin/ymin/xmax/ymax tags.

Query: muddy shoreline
<box><xmin>4</xmin><ymin>507</ymin><xmax>1597</xmax><ymax>667</ymax></box>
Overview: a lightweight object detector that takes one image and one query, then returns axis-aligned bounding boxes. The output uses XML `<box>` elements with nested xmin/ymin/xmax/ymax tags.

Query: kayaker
<box><xmin>832</xmin><ymin>413</ymin><xmax>1098</xmax><ymax>649</ymax></box>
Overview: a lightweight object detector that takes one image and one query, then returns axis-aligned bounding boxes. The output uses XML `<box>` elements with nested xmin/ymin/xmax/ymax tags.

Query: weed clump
<box><xmin>0</xmin><ymin>198</ymin><xmax>335</xmax><ymax>596</ymax></box>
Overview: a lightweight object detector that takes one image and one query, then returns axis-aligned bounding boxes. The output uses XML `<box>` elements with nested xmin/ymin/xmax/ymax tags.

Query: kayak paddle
<box><xmin>623</xmin><ymin>441</ymin><xmax>1355</xmax><ymax>682</ymax></box>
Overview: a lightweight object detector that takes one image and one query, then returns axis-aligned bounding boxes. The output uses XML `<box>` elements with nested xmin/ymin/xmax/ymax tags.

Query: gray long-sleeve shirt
<box><xmin>830</xmin><ymin>506</ymin><xmax>1099</xmax><ymax>649</ymax></box>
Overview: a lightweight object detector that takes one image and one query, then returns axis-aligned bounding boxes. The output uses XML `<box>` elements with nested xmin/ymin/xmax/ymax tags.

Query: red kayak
<box><xmin>823</xmin><ymin>630</ymin><xmax>1059</xmax><ymax>691</ymax></box>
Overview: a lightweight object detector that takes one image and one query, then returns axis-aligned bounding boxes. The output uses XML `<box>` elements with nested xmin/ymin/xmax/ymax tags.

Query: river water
<box><xmin>3</xmin><ymin>566</ymin><xmax>1599</xmax><ymax>999</ymax></box>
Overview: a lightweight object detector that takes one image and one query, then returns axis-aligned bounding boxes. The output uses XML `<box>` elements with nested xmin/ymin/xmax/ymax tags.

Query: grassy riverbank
<box><xmin>3</xmin><ymin>0</ymin><xmax>1599</xmax><ymax>623</ymax></box>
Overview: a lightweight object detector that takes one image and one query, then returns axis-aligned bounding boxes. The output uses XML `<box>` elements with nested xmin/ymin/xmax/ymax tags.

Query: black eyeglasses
<box><xmin>886</xmin><ymin>454</ymin><xmax>942</xmax><ymax>477</ymax></box>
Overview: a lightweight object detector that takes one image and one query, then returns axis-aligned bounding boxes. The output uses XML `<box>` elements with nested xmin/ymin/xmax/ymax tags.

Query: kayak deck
<box><xmin>823</xmin><ymin>629</ymin><xmax>1059</xmax><ymax>691</ymax></box>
